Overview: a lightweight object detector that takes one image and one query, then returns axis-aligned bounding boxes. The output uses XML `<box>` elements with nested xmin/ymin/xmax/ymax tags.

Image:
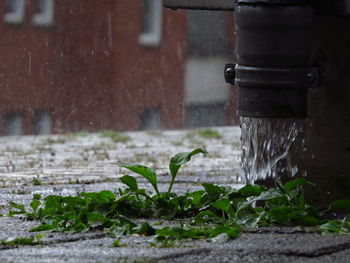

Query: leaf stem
<box><xmin>167</xmin><ymin>178</ymin><xmax>175</xmax><ymax>194</ymax></box>
<box><xmin>155</xmin><ymin>187</ymin><xmax>161</xmax><ymax>197</ymax></box>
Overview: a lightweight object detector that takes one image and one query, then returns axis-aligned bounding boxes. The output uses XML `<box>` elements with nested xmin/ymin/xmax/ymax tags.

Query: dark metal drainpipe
<box><xmin>164</xmin><ymin>0</ymin><xmax>323</xmax><ymax>118</ymax></box>
<box><xmin>228</xmin><ymin>0</ymin><xmax>320</xmax><ymax>117</ymax></box>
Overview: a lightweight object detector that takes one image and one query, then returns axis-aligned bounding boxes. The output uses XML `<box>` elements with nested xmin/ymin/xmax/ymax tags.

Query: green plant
<box><xmin>197</xmin><ymin>129</ymin><xmax>222</xmax><ymax>139</ymax></box>
<box><xmin>5</xmin><ymin>149</ymin><xmax>350</xmax><ymax>247</ymax></box>
<box><xmin>184</xmin><ymin>129</ymin><xmax>222</xmax><ymax>141</ymax></box>
<box><xmin>0</xmin><ymin>234</ymin><xmax>42</xmax><ymax>246</ymax></box>
<box><xmin>32</xmin><ymin>175</ymin><xmax>42</xmax><ymax>186</ymax></box>
<box><xmin>119</xmin><ymin>148</ymin><xmax>207</xmax><ymax>195</ymax></box>
<box><xmin>146</xmin><ymin>130</ymin><xmax>163</xmax><ymax>137</ymax></box>
<box><xmin>100</xmin><ymin>130</ymin><xmax>130</xmax><ymax>143</ymax></box>
<box><xmin>45</xmin><ymin>138</ymin><xmax>66</xmax><ymax>144</ymax></box>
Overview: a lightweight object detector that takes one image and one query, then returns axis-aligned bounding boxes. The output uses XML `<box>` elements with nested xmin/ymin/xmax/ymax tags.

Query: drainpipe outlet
<box><xmin>226</xmin><ymin>0</ymin><xmax>320</xmax><ymax>117</ymax></box>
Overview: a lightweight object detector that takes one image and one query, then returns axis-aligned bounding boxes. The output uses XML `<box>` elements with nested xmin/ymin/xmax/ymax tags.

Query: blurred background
<box><xmin>0</xmin><ymin>0</ymin><xmax>238</xmax><ymax>135</ymax></box>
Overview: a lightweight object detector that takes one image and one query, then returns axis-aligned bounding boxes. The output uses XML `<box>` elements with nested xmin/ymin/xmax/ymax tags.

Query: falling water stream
<box><xmin>240</xmin><ymin>117</ymin><xmax>305</xmax><ymax>184</ymax></box>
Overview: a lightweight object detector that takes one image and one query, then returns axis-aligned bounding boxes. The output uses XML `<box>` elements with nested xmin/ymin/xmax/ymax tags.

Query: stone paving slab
<box><xmin>0</xmin><ymin>127</ymin><xmax>242</xmax><ymax>188</ymax></box>
<box><xmin>0</xmin><ymin>127</ymin><xmax>349</xmax><ymax>262</ymax></box>
<box><xmin>1</xmin><ymin>229</ymin><xmax>350</xmax><ymax>263</ymax></box>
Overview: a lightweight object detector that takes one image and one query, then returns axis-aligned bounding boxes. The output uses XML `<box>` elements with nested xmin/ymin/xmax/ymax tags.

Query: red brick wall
<box><xmin>0</xmin><ymin>0</ymin><xmax>187</xmax><ymax>134</ymax></box>
<box><xmin>0</xmin><ymin>0</ymin><xmax>55</xmax><ymax>133</ymax></box>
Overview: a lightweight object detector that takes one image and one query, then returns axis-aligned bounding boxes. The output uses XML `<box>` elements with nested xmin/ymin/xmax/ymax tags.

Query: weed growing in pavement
<box><xmin>100</xmin><ymin>130</ymin><xmax>130</xmax><ymax>143</ymax></box>
<box><xmin>32</xmin><ymin>175</ymin><xmax>42</xmax><ymax>186</ymax></box>
<box><xmin>45</xmin><ymin>138</ymin><xmax>66</xmax><ymax>144</ymax></box>
<box><xmin>0</xmin><ymin>234</ymin><xmax>43</xmax><ymax>246</ymax></box>
<box><xmin>185</xmin><ymin>129</ymin><xmax>222</xmax><ymax>141</ymax></box>
<box><xmin>196</xmin><ymin>129</ymin><xmax>222</xmax><ymax>139</ymax></box>
<box><xmin>5</xmin><ymin>149</ymin><xmax>350</xmax><ymax>247</ymax></box>
<box><xmin>146</xmin><ymin>130</ymin><xmax>163</xmax><ymax>137</ymax></box>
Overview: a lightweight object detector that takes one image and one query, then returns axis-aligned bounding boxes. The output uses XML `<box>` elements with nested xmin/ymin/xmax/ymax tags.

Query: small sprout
<box><xmin>100</xmin><ymin>130</ymin><xmax>130</xmax><ymax>143</ymax></box>
<box><xmin>184</xmin><ymin>129</ymin><xmax>222</xmax><ymax>141</ymax></box>
<box><xmin>197</xmin><ymin>129</ymin><xmax>222</xmax><ymax>139</ymax></box>
<box><xmin>136</xmin><ymin>222</ymin><xmax>156</xmax><ymax>236</ymax></box>
<box><xmin>112</xmin><ymin>239</ymin><xmax>122</xmax><ymax>247</ymax></box>
<box><xmin>120</xmin><ymin>175</ymin><xmax>139</xmax><ymax>192</ymax></box>
<box><xmin>146</xmin><ymin>130</ymin><xmax>163</xmax><ymax>137</ymax></box>
<box><xmin>45</xmin><ymin>138</ymin><xmax>66</xmax><ymax>144</ymax></box>
<box><xmin>168</xmin><ymin>148</ymin><xmax>207</xmax><ymax>193</ymax></box>
<box><xmin>32</xmin><ymin>175</ymin><xmax>42</xmax><ymax>186</ymax></box>
<box><xmin>119</xmin><ymin>164</ymin><xmax>160</xmax><ymax>196</ymax></box>
<box><xmin>0</xmin><ymin>234</ymin><xmax>43</xmax><ymax>246</ymax></box>
<box><xmin>72</xmin><ymin>132</ymin><xmax>89</xmax><ymax>137</ymax></box>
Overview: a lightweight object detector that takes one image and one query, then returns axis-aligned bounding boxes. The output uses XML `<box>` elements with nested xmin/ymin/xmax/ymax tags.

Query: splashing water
<box><xmin>240</xmin><ymin>117</ymin><xmax>305</xmax><ymax>184</ymax></box>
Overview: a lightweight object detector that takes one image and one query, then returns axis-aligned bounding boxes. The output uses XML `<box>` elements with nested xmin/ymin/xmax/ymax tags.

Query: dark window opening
<box><xmin>139</xmin><ymin>108</ymin><xmax>160</xmax><ymax>130</ymax></box>
<box><xmin>3</xmin><ymin>112</ymin><xmax>22</xmax><ymax>136</ymax></box>
<box><xmin>35</xmin><ymin>0</ymin><xmax>46</xmax><ymax>14</ymax></box>
<box><xmin>33</xmin><ymin>110</ymin><xmax>52</xmax><ymax>135</ymax></box>
<box><xmin>141</xmin><ymin>0</ymin><xmax>154</xmax><ymax>34</ymax></box>
<box><xmin>5</xmin><ymin>0</ymin><xmax>17</xmax><ymax>13</ymax></box>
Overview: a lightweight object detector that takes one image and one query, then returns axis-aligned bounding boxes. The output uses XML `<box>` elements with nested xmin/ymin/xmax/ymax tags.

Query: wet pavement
<box><xmin>0</xmin><ymin>127</ymin><xmax>349</xmax><ymax>263</ymax></box>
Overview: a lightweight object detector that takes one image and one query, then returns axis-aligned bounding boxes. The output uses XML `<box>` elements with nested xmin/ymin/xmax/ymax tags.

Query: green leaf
<box><xmin>112</xmin><ymin>239</ymin><xmax>122</xmax><ymax>247</ymax></box>
<box><xmin>193</xmin><ymin>210</ymin><xmax>220</xmax><ymax>224</ymax></box>
<box><xmin>268</xmin><ymin>206</ymin><xmax>295</xmax><ymax>226</ymax></box>
<box><xmin>9</xmin><ymin>201</ymin><xmax>26</xmax><ymax>212</ymax></box>
<box><xmin>29</xmin><ymin>224</ymin><xmax>56</xmax><ymax>232</ymax></box>
<box><xmin>238</xmin><ymin>185</ymin><xmax>264</xmax><ymax>198</ymax></box>
<box><xmin>108</xmin><ymin>218</ymin><xmax>136</xmax><ymax>237</ymax></box>
<box><xmin>136</xmin><ymin>222</ymin><xmax>156</xmax><ymax>236</ymax></box>
<box><xmin>329</xmin><ymin>200</ymin><xmax>350</xmax><ymax>213</ymax></box>
<box><xmin>210</xmin><ymin>225</ymin><xmax>240</xmax><ymax>239</ymax></box>
<box><xmin>87</xmin><ymin>212</ymin><xmax>109</xmax><ymax>224</ymax></box>
<box><xmin>283</xmin><ymin>178</ymin><xmax>315</xmax><ymax>192</ymax></box>
<box><xmin>288</xmin><ymin>211</ymin><xmax>322</xmax><ymax>226</ymax></box>
<box><xmin>235</xmin><ymin>201</ymin><xmax>252</xmax><ymax>215</ymax></box>
<box><xmin>82</xmin><ymin>190</ymin><xmax>115</xmax><ymax>204</ymax></box>
<box><xmin>252</xmin><ymin>189</ymin><xmax>282</xmax><ymax>202</ymax></box>
<box><xmin>319</xmin><ymin>220</ymin><xmax>342</xmax><ymax>233</ymax></box>
<box><xmin>119</xmin><ymin>164</ymin><xmax>159</xmax><ymax>195</ymax></box>
<box><xmin>30</xmin><ymin>198</ymin><xmax>41</xmax><ymax>214</ymax></box>
<box><xmin>236</xmin><ymin>214</ymin><xmax>261</xmax><ymax>230</ymax></box>
<box><xmin>202</xmin><ymin>183</ymin><xmax>226</xmax><ymax>196</ymax></box>
<box><xmin>111</xmin><ymin>238</ymin><xmax>127</xmax><ymax>247</ymax></box>
<box><xmin>29</xmin><ymin>194</ymin><xmax>41</xmax><ymax>213</ymax></box>
<box><xmin>120</xmin><ymin>175</ymin><xmax>138</xmax><ymax>191</ymax></box>
<box><xmin>153</xmin><ymin>197</ymin><xmax>176</xmax><ymax>219</ymax></box>
<box><xmin>210</xmin><ymin>233</ymin><xmax>230</xmax><ymax>243</ymax></box>
<box><xmin>33</xmin><ymin>194</ymin><xmax>41</xmax><ymax>200</ymax></box>
<box><xmin>8</xmin><ymin>201</ymin><xmax>26</xmax><ymax>216</ymax></box>
<box><xmin>188</xmin><ymin>190</ymin><xmax>205</xmax><ymax>206</ymax></box>
<box><xmin>319</xmin><ymin>217</ymin><xmax>350</xmax><ymax>234</ymax></box>
<box><xmin>168</xmin><ymin>148</ymin><xmax>207</xmax><ymax>193</ymax></box>
<box><xmin>1</xmin><ymin>237</ymin><xmax>39</xmax><ymax>246</ymax></box>
<box><xmin>298</xmin><ymin>190</ymin><xmax>305</xmax><ymax>210</ymax></box>
<box><xmin>210</xmin><ymin>198</ymin><xmax>230</xmax><ymax>212</ymax></box>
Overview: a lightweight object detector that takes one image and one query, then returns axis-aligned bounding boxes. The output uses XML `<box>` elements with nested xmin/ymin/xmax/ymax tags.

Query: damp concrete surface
<box><xmin>0</xmin><ymin>127</ymin><xmax>349</xmax><ymax>263</ymax></box>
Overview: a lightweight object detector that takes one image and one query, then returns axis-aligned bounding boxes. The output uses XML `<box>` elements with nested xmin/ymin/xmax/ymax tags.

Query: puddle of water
<box><xmin>240</xmin><ymin>117</ymin><xmax>305</xmax><ymax>184</ymax></box>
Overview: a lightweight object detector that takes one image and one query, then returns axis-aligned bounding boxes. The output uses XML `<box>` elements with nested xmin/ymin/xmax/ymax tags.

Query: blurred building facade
<box><xmin>184</xmin><ymin>10</ymin><xmax>236</xmax><ymax>128</ymax></box>
<box><xmin>0</xmin><ymin>0</ymin><xmax>235</xmax><ymax>135</ymax></box>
